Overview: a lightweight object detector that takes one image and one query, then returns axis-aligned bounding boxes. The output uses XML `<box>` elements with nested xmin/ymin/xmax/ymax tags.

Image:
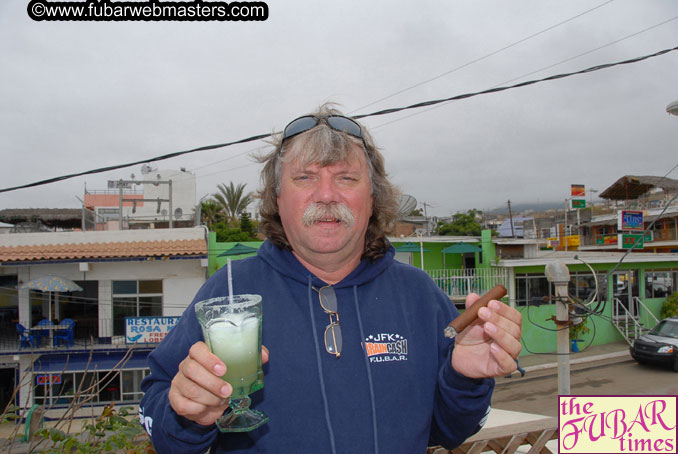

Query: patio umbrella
<box><xmin>217</xmin><ymin>243</ymin><xmax>259</xmax><ymax>257</ymax></box>
<box><xmin>21</xmin><ymin>275</ymin><xmax>83</xmax><ymax>323</ymax></box>
<box><xmin>394</xmin><ymin>242</ymin><xmax>430</xmax><ymax>253</ymax></box>
<box><xmin>442</xmin><ymin>243</ymin><xmax>481</xmax><ymax>268</ymax></box>
<box><xmin>441</xmin><ymin>243</ymin><xmax>481</xmax><ymax>254</ymax></box>
<box><xmin>394</xmin><ymin>242</ymin><xmax>430</xmax><ymax>270</ymax></box>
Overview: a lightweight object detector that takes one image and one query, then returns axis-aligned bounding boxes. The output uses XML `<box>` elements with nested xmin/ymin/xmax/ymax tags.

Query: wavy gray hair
<box><xmin>255</xmin><ymin>104</ymin><xmax>400</xmax><ymax>261</ymax></box>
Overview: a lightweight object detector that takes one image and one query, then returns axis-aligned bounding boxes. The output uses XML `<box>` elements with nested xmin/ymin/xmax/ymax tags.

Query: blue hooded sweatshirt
<box><xmin>139</xmin><ymin>240</ymin><xmax>494</xmax><ymax>453</ymax></box>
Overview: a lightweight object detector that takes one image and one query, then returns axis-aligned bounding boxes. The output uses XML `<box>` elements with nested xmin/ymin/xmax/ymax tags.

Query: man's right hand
<box><xmin>168</xmin><ymin>342</ymin><xmax>270</xmax><ymax>427</ymax></box>
<box><xmin>168</xmin><ymin>341</ymin><xmax>232</xmax><ymax>426</ymax></box>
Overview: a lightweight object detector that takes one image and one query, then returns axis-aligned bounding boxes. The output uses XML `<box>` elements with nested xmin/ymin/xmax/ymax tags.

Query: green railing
<box><xmin>427</xmin><ymin>268</ymin><xmax>509</xmax><ymax>300</ymax></box>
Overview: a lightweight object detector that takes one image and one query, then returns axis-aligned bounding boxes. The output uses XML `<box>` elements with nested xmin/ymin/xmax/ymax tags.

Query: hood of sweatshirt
<box><xmin>255</xmin><ymin>239</ymin><xmax>396</xmax><ymax>289</ymax></box>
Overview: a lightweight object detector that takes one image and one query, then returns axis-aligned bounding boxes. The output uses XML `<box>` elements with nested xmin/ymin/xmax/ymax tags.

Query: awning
<box><xmin>442</xmin><ymin>243</ymin><xmax>481</xmax><ymax>254</ymax></box>
<box><xmin>217</xmin><ymin>242</ymin><xmax>259</xmax><ymax>257</ymax></box>
<box><xmin>599</xmin><ymin>175</ymin><xmax>678</xmax><ymax>200</ymax></box>
<box><xmin>31</xmin><ymin>351</ymin><xmax>150</xmax><ymax>373</ymax></box>
<box><xmin>394</xmin><ymin>242</ymin><xmax>430</xmax><ymax>253</ymax></box>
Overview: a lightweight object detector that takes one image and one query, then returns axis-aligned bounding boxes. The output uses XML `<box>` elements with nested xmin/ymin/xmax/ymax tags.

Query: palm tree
<box><xmin>213</xmin><ymin>182</ymin><xmax>253</xmax><ymax>225</ymax></box>
<box><xmin>198</xmin><ymin>199</ymin><xmax>224</xmax><ymax>228</ymax></box>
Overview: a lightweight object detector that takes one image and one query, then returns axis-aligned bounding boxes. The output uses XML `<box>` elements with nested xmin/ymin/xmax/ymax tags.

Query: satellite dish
<box><xmin>160</xmin><ymin>209</ymin><xmax>168</xmax><ymax>216</ymax></box>
<box><xmin>174</xmin><ymin>207</ymin><xmax>183</xmax><ymax>220</ymax></box>
<box><xmin>397</xmin><ymin>194</ymin><xmax>417</xmax><ymax>218</ymax></box>
<box><xmin>668</xmin><ymin>99</ymin><xmax>678</xmax><ymax>116</ymax></box>
<box><xmin>141</xmin><ymin>164</ymin><xmax>157</xmax><ymax>174</ymax></box>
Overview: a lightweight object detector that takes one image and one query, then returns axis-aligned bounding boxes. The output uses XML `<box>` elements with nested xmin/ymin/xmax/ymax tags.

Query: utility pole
<box><xmin>507</xmin><ymin>200</ymin><xmax>515</xmax><ymax>238</ymax></box>
<box><xmin>545</xmin><ymin>262</ymin><xmax>571</xmax><ymax>395</ymax></box>
<box><xmin>421</xmin><ymin>201</ymin><xmax>433</xmax><ymax>236</ymax></box>
<box><xmin>564</xmin><ymin>199</ymin><xmax>569</xmax><ymax>251</ymax></box>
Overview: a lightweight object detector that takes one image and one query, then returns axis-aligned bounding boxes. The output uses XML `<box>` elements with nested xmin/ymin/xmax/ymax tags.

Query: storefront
<box><xmin>30</xmin><ymin>350</ymin><xmax>151</xmax><ymax>412</ymax></box>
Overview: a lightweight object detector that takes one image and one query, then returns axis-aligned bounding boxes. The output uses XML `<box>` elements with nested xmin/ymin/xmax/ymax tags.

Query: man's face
<box><xmin>277</xmin><ymin>144</ymin><xmax>373</xmax><ymax>268</ymax></box>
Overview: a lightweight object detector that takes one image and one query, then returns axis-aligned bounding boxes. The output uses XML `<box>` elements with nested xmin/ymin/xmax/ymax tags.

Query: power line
<box><xmin>0</xmin><ymin>132</ymin><xmax>271</xmax><ymax>194</ymax></box>
<box><xmin>348</xmin><ymin>0</ymin><xmax>617</xmax><ymax>114</ymax></box>
<box><xmin>352</xmin><ymin>44</ymin><xmax>678</xmax><ymax>120</ymax></box>
<box><xmin>367</xmin><ymin>17</ymin><xmax>678</xmax><ymax>132</ymax></box>
<box><xmin>499</xmin><ymin>15</ymin><xmax>678</xmax><ymax>88</ymax></box>
<box><xmin>1</xmin><ymin>44</ymin><xmax>677</xmax><ymax>195</ymax></box>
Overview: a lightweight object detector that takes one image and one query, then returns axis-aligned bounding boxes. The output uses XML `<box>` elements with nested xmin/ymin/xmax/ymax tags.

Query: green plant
<box><xmin>213</xmin><ymin>222</ymin><xmax>252</xmax><ymax>242</ymax></box>
<box><xmin>438</xmin><ymin>209</ymin><xmax>483</xmax><ymax>236</ymax></box>
<box><xmin>35</xmin><ymin>403</ymin><xmax>154</xmax><ymax>454</ymax></box>
<box><xmin>569</xmin><ymin>318</ymin><xmax>590</xmax><ymax>340</ymax></box>
<box><xmin>660</xmin><ymin>292</ymin><xmax>678</xmax><ymax>319</ymax></box>
<box><xmin>238</xmin><ymin>211</ymin><xmax>257</xmax><ymax>239</ymax></box>
<box><xmin>213</xmin><ymin>182</ymin><xmax>253</xmax><ymax>225</ymax></box>
<box><xmin>1</xmin><ymin>404</ymin><xmax>19</xmax><ymax>424</ymax></box>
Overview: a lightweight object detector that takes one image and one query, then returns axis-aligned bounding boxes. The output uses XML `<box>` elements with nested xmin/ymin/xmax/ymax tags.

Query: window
<box><xmin>33</xmin><ymin>373</ymin><xmax>76</xmax><ymax>407</ymax></box>
<box><xmin>97</xmin><ymin>208</ymin><xmax>120</xmax><ymax>223</ymax></box>
<box><xmin>112</xmin><ymin>280</ymin><xmax>163</xmax><ymax>336</ymax></box>
<box><xmin>59</xmin><ymin>281</ymin><xmax>99</xmax><ymax>340</ymax></box>
<box><xmin>33</xmin><ymin>369</ymin><xmax>149</xmax><ymax>407</ymax></box>
<box><xmin>516</xmin><ymin>271</ymin><xmax>608</xmax><ymax>307</ymax></box>
<box><xmin>645</xmin><ymin>270</ymin><xmax>674</xmax><ymax>299</ymax></box>
<box><xmin>0</xmin><ymin>275</ymin><xmax>18</xmax><ymax>334</ymax></box>
<box><xmin>122</xmin><ymin>370</ymin><xmax>146</xmax><ymax>401</ymax></box>
<box><xmin>568</xmin><ymin>272</ymin><xmax>608</xmax><ymax>303</ymax></box>
<box><xmin>98</xmin><ymin>371</ymin><xmax>121</xmax><ymax>402</ymax></box>
<box><xmin>516</xmin><ymin>275</ymin><xmax>552</xmax><ymax>307</ymax></box>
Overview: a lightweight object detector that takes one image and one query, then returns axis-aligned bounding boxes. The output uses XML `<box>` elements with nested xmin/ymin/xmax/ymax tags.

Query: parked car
<box><xmin>630</xmin><ymin>316</ymin><xmax>678</xmax><ymax>372</ymax></box>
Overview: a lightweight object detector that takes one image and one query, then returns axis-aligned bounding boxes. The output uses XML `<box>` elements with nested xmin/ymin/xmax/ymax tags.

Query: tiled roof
<box><xmin>0</xmin><ymin>239</ymin><xmax>207</xmax><ymax>263</ymax></box>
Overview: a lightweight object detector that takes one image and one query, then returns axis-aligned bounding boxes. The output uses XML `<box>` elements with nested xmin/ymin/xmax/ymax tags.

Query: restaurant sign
<box><xmin>617</xmin><ymin>210</ymin><xmax>644</xmax><ymax>231</ymax></box>
<box><xmin>125</xmin><ymin>316</ymin><xmax>179</xmax><ymax>344</ymax></box>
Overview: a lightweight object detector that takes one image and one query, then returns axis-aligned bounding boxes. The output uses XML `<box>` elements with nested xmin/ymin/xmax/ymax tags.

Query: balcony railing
<box><xmin>427</xmin><ymin>268</ymin><xmax>510</xmax><ymax>302</ymax></box>
<box><xmin>1</xmin><ymin>318</ymin><xmax>141</xmax><ymax>355</ymax></box>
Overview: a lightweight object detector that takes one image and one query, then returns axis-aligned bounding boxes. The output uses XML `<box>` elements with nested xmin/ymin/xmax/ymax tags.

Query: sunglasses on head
<box><xmin>281</xmin><ymin>115</ymin><xmax>367</xmax><ymax>150</ymax></box>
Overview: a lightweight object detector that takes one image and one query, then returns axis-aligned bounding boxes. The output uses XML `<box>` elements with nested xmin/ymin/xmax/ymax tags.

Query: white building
<box><xmin>0</xmin><ymin>227</ymin><xmax>208</xmax><ymax>418</ymax></box>
<box><xmin>84</xmin><ymin>166</ymin><xmax>197</xmax><ymax>230</ymax></box>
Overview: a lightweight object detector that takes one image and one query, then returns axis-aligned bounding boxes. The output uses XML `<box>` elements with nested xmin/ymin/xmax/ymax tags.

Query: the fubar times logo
<box><xmin>559</xmin><ymin>395</ymin><xmax>677</xmax><ymax>453</ymax></box>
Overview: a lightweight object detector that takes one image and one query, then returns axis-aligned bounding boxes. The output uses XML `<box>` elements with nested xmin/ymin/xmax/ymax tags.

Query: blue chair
<box><xmin>54</xmin><ymin>318</ymin><xmax>75</xmax><ymax>347</ymax></box>
<box><xmin>35</xmin><ymin>319</ymin><xmax>52</xmax><ymax>347</ymax></box>
<box><xmin>17</xmin><ymin>323</ymin><xmax>39</xmax><ymax>349</ymax></box>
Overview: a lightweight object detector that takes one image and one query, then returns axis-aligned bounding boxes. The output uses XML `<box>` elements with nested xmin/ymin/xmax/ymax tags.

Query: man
<box><xmin>139</xmin><ymin>104</ymin><xmax>522</xmax><ymax>453</ymax></box>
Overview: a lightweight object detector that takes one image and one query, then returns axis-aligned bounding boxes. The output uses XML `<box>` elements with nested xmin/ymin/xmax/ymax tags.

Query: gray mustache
<box><xmin>302</xmin><ymin>203</ymin><xmax>355</xmax><ymax>227</ymax></box>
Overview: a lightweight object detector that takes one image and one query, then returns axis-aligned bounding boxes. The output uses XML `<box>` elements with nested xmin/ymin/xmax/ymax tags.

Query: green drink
<box><xmin>207</xmin><ymin>316</ymin><xmax>260</xmax><ymax>398</ymax></box>
<box><xmin>195</xmin><ymin>294</ymin><xmax>268</xmax><ymax>432</ymax></box>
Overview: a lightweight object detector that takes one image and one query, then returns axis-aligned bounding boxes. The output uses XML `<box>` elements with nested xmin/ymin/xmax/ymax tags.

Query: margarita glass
<box><xmin>195</xmin><ymin>294</ymin><xmax>267</xmax><ymax>432</ymax></box>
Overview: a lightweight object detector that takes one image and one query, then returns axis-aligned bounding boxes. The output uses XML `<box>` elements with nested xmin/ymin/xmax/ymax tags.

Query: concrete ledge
<box><xmin>497</xmin><ymin>349</ymin><xmax>633</xmax><ymax>384</ymax></box>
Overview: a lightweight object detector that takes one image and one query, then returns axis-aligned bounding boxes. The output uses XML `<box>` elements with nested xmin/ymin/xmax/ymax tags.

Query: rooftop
<box><xmin>0</xmin><ymin>227</ymin><xmax>208</xmax><ymax>263</ymax></box>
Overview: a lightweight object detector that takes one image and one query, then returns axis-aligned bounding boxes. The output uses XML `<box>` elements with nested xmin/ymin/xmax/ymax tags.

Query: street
<box><xmin>491</xmin><ymin>359</ymin><xmax>678</xmax><ymax>417</ymax></box>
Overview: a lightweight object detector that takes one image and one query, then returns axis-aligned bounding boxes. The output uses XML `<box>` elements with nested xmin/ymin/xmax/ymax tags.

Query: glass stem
<box><xmin>230</xmin><ymin>396</ymin><xmax>251</xmax><ymax>413</ymax></box>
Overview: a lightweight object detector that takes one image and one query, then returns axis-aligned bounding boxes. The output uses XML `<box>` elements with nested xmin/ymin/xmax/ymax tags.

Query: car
<box><xmin>630</xmin><ymin>316</ymin><xmax>678</xmax><ymax>372</ymax></box>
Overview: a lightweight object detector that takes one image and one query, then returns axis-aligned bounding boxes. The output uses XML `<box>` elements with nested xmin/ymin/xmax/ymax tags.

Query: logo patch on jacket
<box><xmin>363</xmin><ymin>333</ymin><xmax>408</xmax><ymax>363</ymax></box>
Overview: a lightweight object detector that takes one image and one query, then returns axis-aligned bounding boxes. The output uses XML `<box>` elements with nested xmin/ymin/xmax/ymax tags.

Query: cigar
<box><xmin>443</xmin><ymin>284</ymin><xmax>507</xmax><ymax>338</ymax></box>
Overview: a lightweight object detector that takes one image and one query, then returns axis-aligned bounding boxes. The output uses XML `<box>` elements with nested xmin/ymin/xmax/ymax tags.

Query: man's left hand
<box><xmin>451</xmin><ymin>293</ymin><xmax>522</xmax><ymax>378</ymax></box>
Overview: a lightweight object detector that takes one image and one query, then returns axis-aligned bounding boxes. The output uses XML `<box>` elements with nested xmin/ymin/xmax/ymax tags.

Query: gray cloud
<box><xmin>1</xmin><ymin>0</ymin><xmax>677</xmax><ymax>216</ymax></box>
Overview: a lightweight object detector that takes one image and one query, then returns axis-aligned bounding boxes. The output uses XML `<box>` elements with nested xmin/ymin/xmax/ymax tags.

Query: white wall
<box><xmin>138</xmin><ymin>169</ymin><xmax>196</xmax><ymax>223</ymax></box>
<box><xmin>163</xmin><ymin>277</ymin><xmax>205</xmax><ymax>317</ymax></box>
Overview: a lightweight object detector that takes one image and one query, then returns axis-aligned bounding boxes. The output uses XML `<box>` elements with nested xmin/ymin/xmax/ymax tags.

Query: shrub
<box><xmin>35</xmin><ymin>403</ymin><xmax>154</xmax><ymax>454</ymax></box>
<box><xmin>660</xmin><ymin>292</ymin><xmax>678</xmax><ymax>319</ymax></box>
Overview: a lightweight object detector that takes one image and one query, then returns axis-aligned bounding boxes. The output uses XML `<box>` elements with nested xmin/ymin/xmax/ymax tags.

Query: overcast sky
<box><xmin>1</xmin><ymin>0</ymin><xmax>677</xmax><ymax>218</ymax></box>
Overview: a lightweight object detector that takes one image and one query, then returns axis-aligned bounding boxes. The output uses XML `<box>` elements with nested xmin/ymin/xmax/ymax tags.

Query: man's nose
<box><xmin>312</xmin><ymin>173</ymin><xmax>340</xmax><ymax>203</ymax></box>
